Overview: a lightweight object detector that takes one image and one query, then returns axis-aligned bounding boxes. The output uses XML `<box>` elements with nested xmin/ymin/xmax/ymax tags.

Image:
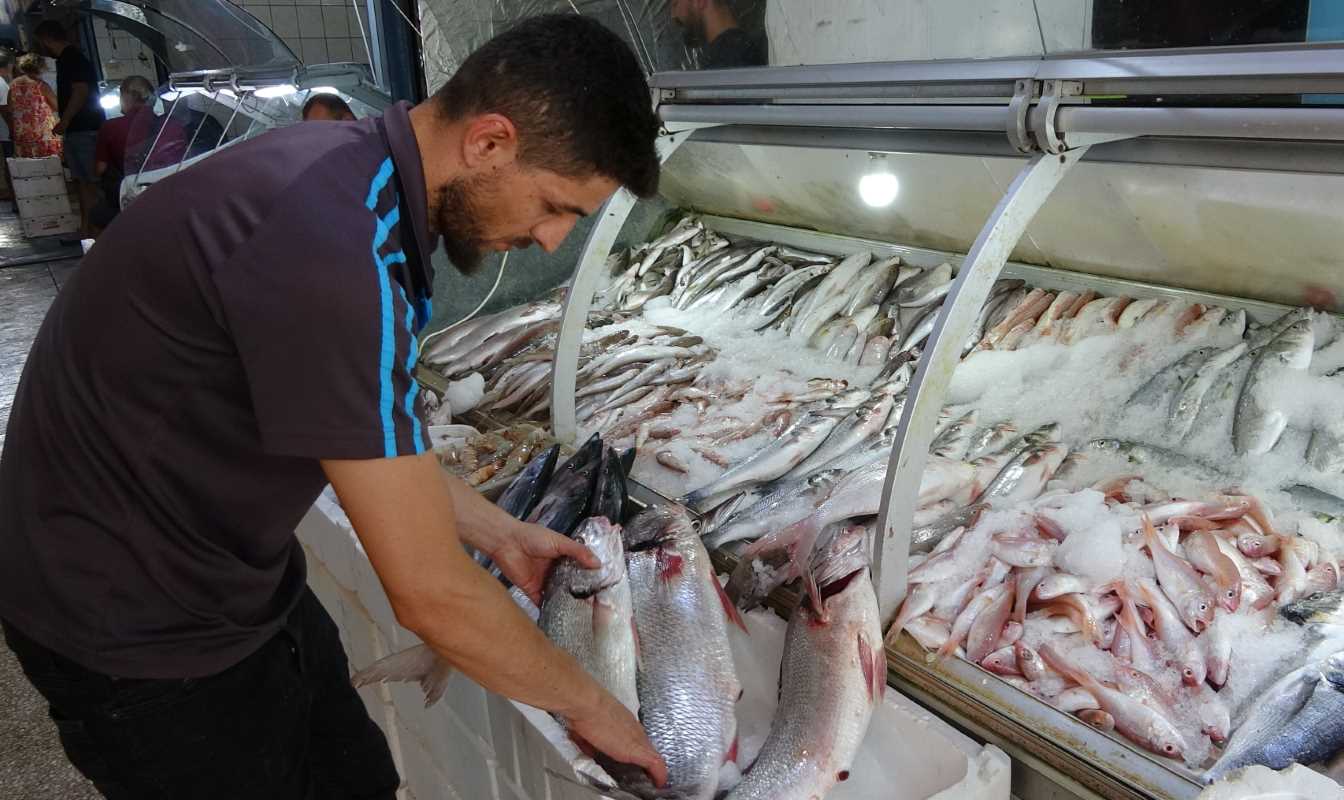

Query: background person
<box><xmin>8</xmin><ymin>53</ymin><xmax>60</xmax><ymax>159</ymax></box>
<box><xmin>670</xmin><ymin>0</ymin><xmax>767</xmax><ymax>69</ymax></box>
<box><xmin>89</xmin><ymin>75</ymin><xmax>155</xmax><ymax>232</ymax></box>
<box><xmin>0</xmin><ymin>49</ymin><xmax>15</xmax><ymax>211</ymax></box>
<box><xmin>34</xmin><ymin>20</ymin><xmax>104</xmax><ymax>237</ymax></box>
<box><xmin>302</xmin><ymin>92</ymin><xmax>356</xmax><ymax>121</ymax></box>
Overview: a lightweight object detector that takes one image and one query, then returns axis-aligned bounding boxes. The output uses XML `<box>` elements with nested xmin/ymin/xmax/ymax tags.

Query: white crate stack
<box><xmin>7</xmin><ymin>156</ymin><xmax>78</xmax><ymax>238</ymax></box>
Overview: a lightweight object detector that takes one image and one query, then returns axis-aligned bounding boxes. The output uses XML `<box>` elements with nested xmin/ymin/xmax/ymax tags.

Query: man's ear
<box><xmin>460</xmin><ymin>113</ymin><xmax>519</xmax><ymax>171</ymax></box>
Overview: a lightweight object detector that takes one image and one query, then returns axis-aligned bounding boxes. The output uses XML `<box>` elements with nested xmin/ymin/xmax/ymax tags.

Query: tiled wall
<box><xmin>228</xmin><ymin>0</ymin><xmax>375</xmax><ymax>66</ymax></box>
<box><xmin>91</xmin><ymin>18</ymin><xmax>158</xmax><ymax>84</ymax></box>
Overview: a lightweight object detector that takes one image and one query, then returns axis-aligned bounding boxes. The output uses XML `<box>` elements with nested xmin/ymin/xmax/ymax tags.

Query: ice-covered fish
<box><xmin>680</xmin><ymin>411</ymin><xmax>844</xmax><ymax>511</ymax></box>
<box><xmin>1168</xmin><ymin>343</ymin><xmax>1248</xmax><ymax>440</ymax></box>
<box><xmin>703</xmin><ymin>469</ymin><xmax>844</xmax><ymax>549</ymax></box>
<box><xmin>1233</xmin><ymin>319</ymin><xmax>1313</xmax><ymax>456</ymax></box>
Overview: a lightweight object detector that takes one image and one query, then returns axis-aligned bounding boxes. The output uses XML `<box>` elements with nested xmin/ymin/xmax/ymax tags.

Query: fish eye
<box><xmin>1165</xmin><ymin>745</ymin><xmax>1177</xmax><ymax>754</ymax></box>
<box><xmin>1198</xmin><ymin>603</ymin><xmax>1209</xmax><ymax>612</ymax></box>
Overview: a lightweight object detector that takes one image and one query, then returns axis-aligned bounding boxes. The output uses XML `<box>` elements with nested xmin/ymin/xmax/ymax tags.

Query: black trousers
<box><xmin>2</xmin><ymin>588</ymin><xmax>400</xmax><ymax>800</ymax></box>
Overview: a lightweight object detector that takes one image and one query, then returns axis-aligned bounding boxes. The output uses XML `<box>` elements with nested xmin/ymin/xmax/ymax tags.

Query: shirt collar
<box><xmin>380</xmin><ymin>100</ymin><xmax>439</xmax><ymax>296</ymax></box>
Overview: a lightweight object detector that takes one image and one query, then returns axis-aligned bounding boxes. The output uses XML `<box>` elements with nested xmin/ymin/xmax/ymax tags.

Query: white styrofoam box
<box><xmin>17</xmin><ymin>193</ymin><xmax>72</xmax><ymax>218</ymax></box>
<box><xmin>7</xmin><ymin>155</ymin><xmax>62</xmax><ymax>179</ymax></box>
<box><xmin>13</xmin><ymin>174</ymin><xmax>67</xmax><ymax>198</ymax></box>
<box><xmin>21</xmin><ymin>213</ymin><xmax>79</xmax><ymax>238</ymax></box>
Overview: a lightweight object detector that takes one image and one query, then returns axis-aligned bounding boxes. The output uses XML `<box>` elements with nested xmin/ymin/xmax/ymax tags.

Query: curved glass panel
<box><xmin>85</xmin><ymin>0</ymin><xmax>298</xmax><ymax>72</ymax></box>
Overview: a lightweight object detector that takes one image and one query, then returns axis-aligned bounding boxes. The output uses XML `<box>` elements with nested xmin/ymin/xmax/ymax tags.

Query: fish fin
<box><xmin>713</xmin><ymin>574</ymin><xmax>750</xmax><ymax>634</ymax></box>
<box><xmin>804</xmin><ymin>568</ymin><xmax>827</xmax><ymax>623</ymax></box>
<box><xmin>859</xmin><ymin>633</ymin><xmax>886</xmax><ymax>702</ymax></box>
<box><xmin>724</xmin><ymin>736</ymin><xmax>740</xmax><ymax>765</ymax></box>
<box><xmin>350</xmin><ymin>644</ymin><xmax>455</xmax><ymax>708</ymax></box>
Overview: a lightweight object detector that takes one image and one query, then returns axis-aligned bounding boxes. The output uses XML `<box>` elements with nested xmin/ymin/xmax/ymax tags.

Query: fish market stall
<box><xmin>401</xmin><ymin>40</ymin><xmax>1344</xmax><ymax>800</ymax></box>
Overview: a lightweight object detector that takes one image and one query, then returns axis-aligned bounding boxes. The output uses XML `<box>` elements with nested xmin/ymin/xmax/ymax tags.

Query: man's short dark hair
<box><xmin>433</xmin><ymin>15</ymin><xmax>660</xmax><ymax>199</ymax></box>
<box><xmin>0</xmin><ymin>49</ymin><xmax>12</xmax><ymax>70</ymax></box>
<box><xmin>301</xmin><ymin>93</ymin><xmax>354</xmax><ymax>120</ymax></box>
<box><xmin>33</xmin><ymin>21</ymin><xmax>67</xmax><ymax>43</ymax></box>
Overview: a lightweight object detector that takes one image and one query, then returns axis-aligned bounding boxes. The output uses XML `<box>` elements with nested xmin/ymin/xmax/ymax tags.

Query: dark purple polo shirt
<box><xmin>0</xmin><ymin>101</ymin><xmax>438</xmax><ymax>678</ymax></box>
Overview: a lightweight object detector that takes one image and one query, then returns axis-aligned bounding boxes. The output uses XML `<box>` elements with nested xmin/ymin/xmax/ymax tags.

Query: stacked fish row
<box><xmin>886</xmin><ymin>475</ymin><xmax>1344</xmax><ymax>772</ymax></box>
<box><xmin>604</xmin><ymin>215</ymin><xmax>953</xmax><ymax>368</ymax></box>
<box><xmin>434</xmin><ymin>423</ymin><xmax>555</xmax><ymax>490</ymax></box>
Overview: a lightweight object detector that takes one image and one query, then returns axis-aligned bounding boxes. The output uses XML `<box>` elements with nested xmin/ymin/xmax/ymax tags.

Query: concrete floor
<box><xmin>0</xmin><ymin>258</ymin><xmax>101</xmax><ymax>799</ymax></box>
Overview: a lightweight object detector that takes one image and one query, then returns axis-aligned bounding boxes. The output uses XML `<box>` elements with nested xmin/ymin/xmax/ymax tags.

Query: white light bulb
<box><xmin>99</xmin><ymin>93</ymin><xmax>120</xmax><ymax>110</ymax></box>
<box><xmin>255</xmin><ymin>84</ymin><xmax>296</xmax><ymax>99</ymax></box>
<box><xmin>858</xmin><ymin>172</ymin><xmax>899</xmax><ymax>208</ymax></box>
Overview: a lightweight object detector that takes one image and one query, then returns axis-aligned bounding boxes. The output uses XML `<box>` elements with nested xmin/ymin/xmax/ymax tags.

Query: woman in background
<box><xmin>9</xmin><ymin>53</ymin><xmax>61</xmax><ymax>158</ymax></box>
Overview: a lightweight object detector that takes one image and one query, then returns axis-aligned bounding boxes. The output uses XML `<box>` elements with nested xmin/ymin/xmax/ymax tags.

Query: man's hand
<box><xmin>485</xmin><ymin>521</ymin><xmax>599</xmax><ymax>604</ymax></box>
<box><xmin>567</xmin><ymin>692</ymin><xmax>668</xmax><ymax>788</ymax></box>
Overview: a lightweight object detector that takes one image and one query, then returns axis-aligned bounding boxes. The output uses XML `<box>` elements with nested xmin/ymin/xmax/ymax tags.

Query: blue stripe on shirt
<box><xmin>365</xmin><ymin>158</ymin><xmax>394</xmax><ymax>210</ymax></box>
<box><xmin>401</xmin><ymin>294</ymin><xmax>424</xmax><ymax>453</ymax></box>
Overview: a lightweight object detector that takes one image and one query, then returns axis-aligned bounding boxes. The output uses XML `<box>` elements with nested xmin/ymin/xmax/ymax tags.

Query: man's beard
<box><xmin>431</xmin><ymin>177</ymin><xmax>488</xmax><ymax>275</ymax></box>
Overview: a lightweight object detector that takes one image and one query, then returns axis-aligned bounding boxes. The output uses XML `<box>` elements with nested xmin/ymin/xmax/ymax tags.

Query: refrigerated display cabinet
<box><xmin>525</xmin><ymin>42</ymin><xmax>1344</xmax><ymax>799</ymax></box>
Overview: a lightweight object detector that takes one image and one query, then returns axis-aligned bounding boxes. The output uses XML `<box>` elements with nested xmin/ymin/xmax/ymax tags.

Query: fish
<box><xmin>1233</xmin><ymin>319</ymin><xmax>1313</xmax><ymax>456</ymax></box>
<box><xmin>1210</xmin><ymin>535</ymin><xmax>1276</xmax><ymax>611</ymax></box>
<box><xmin>1307</xmin><ymin>422</ymin><xmax>1344</xmax><ymax>474</ymax></box>
<box><xmin>757</xmin><ymin>263</ymin><xmax>832</xmax><ymax>318</ymax></box>
<box><xmin>1083</xmin><ymin>439</ymin><xmax>1231</xmax><ymax>485</ymax></box>
<box><xmin>616</xmin><ymin>506</ymin><xmax>740</xmax><ymax>800</ymax></box>
<box><xmin>538</xmin><ymin>517</ymin><xmax>639</xmax><ymax>716</ymax></box>
<box><xmin>495</xmin><ymin>444</ymin><xmax>561</xmax><ymax>520</ymax></box>
<box><xmin>1183</xmin><ymin>531</ymin><xmax>1242</xmax><ymax>612</ymax></box>
<box><xmin>895</xmin><ymin>262</ymin><xmax>953</xmax><ymax>307</ymax></box>
<box><xmin>791</xmin><ymin>252</ymin><xmax>873</xmax><ymax>337</ymax></box>
<box><xmin>655</xmin><ymin>450</ymin><xmax>689</xmax><ymax>474</ymax></box>
<box><xmin>1205</xmin><ymin>650</ymin><xmax>1344</xmax><ymax>783</ymax></box>
<box><xmin>1280</xmin><ymin>590</ymin><xmax>1344</xmax><ymax>628</ymax></box>
<box><xmin>1142</xmin><ymin>516</ymin><xmax>1215</xmax><ymax>633</ymax></box>
<box><xmin>1168</xmin><ymin>343</ymin><xmax>1249</xmax><ymax>439</ymax></box>
<box><xmin>1125</xmin><ymin>346</ymin><xmax>1220</xmax><ymax>406</ymax></box>
<box><xmin>930</xmin><ymin>411</ymin><xmax>978</xmax><ymax>460</ymax></box>
<box><xmin>965</xmin><ymin>422</ymin><xmax>1019</xmax><ymax>460</ymax></box>
<box><xmin>909</xmin><ymin>503</ymin><xmax>986</xmax><ymax>555</ymax></box>
<box><xmin>679</xmin><ymin>411</ymin><xmax>844</xmax><ymax>512</ymax></box>
<box><xmin>1039</xmin><ymin>643</ymin><xmax>1188</xmax><ymax>760</ymax></box>
<box><xmin>590</xmin><ymin>447</ymin><xmax>628</xmax><ymax>523</ymax></box>
<box><xmin>527</xmin><ymin>433</ymin><xmax>605</xmax><ymax>535</ymax></box>
<box><xmin>703</xmin><ymin>469</ymin><xmax>844</xmax><ymax>549</ymax></box>
<box><xmin>725</xmin><ymin>553</ymin><xmax>881</xmax><ymax>795</ymax></box>
<box><xmin>979</xmin><ymin>445</ymin><xmax>1068</xmax><ymax>507</ymax></box>
<box><xmin>1134</xmin><ymin>578</ymin><xmax>1207</xmax><ymax>686</ymax></box>
<box><xmin>965</xmin><ymin>583</ymin><xmax>1015</xmax><ymax>663</ymax></box>
<box><xmin>792</xmin><ymin>393</ymin><xmax>897</xmax><ymax>476</ymax></box>
<box><xmin>682</xmin><ymin>246</ymin><xmax>777</xmax><ymax>309</ymax></box>
<box><xmin>843</xmin><ymin>257</ymin><xmax>901</xmax><ymax>317</ymax></box>
<box><xmin>1283</xmin><ymin>483</ymin><xmax>1344</xmax><ymax>521</ymax></box>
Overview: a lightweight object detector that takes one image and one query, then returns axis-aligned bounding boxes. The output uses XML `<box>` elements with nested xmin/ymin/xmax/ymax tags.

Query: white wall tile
<box><xmin>296</xmin><ymin>6</ymin><xmax>326</xmax><ymax>37</ymax></box>
<box><xmin>270</xmin><ymin>6</ymin><xmax>300</xmax><ymax>38</ymax></box>
<box><xmin>322</xmin><ymin>6</ymin><xmax>350</xmax><ymax>36</ymax></box>
<box><xmin>327</xmin><ymin>37</ymin><xmax>352</xmax><ymax>62</ymax></box>
<box><xmin>300</xmin><ymin>38</ymin><xmax>329</xmax><ymax>64</ymax></box>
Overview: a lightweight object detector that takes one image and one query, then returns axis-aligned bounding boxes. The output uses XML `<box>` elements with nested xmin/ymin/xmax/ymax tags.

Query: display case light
<box><xmin>99</xmin><ymin>92</ymin><xmax>120</xmax><ymax>110</ymax></box>
<box><xmin>859</xmin><ymin>153</ymin><xmax>899</xmax><ymax>208</ymax></box>
<box><xmin>255</xmin><ymin>84</ymin><xmax>297</xmax><ymax>99</ymax></box>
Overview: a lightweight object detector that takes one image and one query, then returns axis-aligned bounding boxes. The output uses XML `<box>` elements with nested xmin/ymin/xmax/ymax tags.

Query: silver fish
<box><xmin>538</xmin><ymin>517</ymin><xmax>639</xmax><ymax>715</ymax></box>
<box><xmin>1307</xmin><ymin>422</ymin><xmax>1344</xmax><ymax>473</ymax></box>
<box><xmin>1234</xmin><ymin>319</ymin><xmax>1313</xmax><ymax>455</ymax></box>
<box><xmin>704</xmin><ymin>469</ymin><xmax>846</xmax><ymax>549</ymax></box>
<box><xmin>842</xmin><ymin>257</ymin><xmax>901</xmax><ymax>317</ymax></box>
<box><xmin>792</xmin><ymin>393</ymin><xmax>897</xmax><ymax>476</ymax></box>
<box><xmin>930</xmin><ymin>410</ymin><xmax>978</xmax><ymax>460</ymax></box>
<box><xmin>758</xmin><ymin>263</ymin><xmax>832</xmax><ymax>318</ymax></box>
<box><xmin>899</xmin><ymin>303</ymin><xmax>939</xmax><ymax>352</ymax></box>
<box><xmin>792</xmin><ymin>252</ymin><xmax>873</xmax><ymax>329</ymax></box>
<box><xmin>724</xmin><ymin>562</ymin><xmax>883</xmax><ymax>800</ymax></box>
<box><xmin>965</xmin><ymin>422</ymin><xmax>1018</xmax><ymax>460</ymax></box>
<box><xmin>895</xmin><ymin>262</ymin><xmax>954</xmax><ymax>308</ymax></box>
<box><xmin>1168</xmin><ymin>342</ymin><xmax>1248</xmax><ymax>439</ymax></box>
<box><xmin>680</xmin><ymin>411</ymin><xmax>845</xmax><ymax>511</ymax></box>
<box><xmin>1206</xmin><ymin>650</ymin><xmax>1344</xmax><ymax>783</ymax></box>
<box><xmin>615</xmin><ymin>507</ymin><xmax>740</xmax><ymax>800</ymax></box>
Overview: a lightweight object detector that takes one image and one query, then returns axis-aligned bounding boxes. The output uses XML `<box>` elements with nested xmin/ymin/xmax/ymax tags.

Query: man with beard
<box><xmin>0</xmin><ymin>16</ymin><xmax>666</xmax><ymax>800</ymax></box>
<box><xmin>671</xmin><ymin>0</ymin><xmax>768</xmax><ymax>69</ymax></box>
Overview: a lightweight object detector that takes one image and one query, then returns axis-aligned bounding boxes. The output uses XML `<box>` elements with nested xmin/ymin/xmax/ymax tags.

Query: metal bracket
<box><xmin>1006</xmin><ymin>79</ymin><xmax>1038</xmax><ymax>154</ymax></box>
<box><xmin>549</xmin><ymin>128</ymin><xmax>697</xmax><ymax>443</ymax></box>
<box><xmin>1039</xmin><ymin>80</ymin><xmax>1083</xmax><ymax>154</ymax></box>
<box><xmin>873</xmin><ymin>147</ymin><xmax>1091</xmax><ymax>623</ymax></box>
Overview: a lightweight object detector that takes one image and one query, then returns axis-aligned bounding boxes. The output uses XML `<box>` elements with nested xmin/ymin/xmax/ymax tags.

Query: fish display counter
<box><xmin>399</xmin><ymin>42</ymin><xmax>1344</xmax><ymax>800</ymax></box>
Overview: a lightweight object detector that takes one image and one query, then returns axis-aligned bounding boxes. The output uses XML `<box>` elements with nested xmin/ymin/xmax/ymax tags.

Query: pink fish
<box><xmin>1142</xmin><ymin>514</ymin><xmax>1215</xmax><ymax>632</ymax></box>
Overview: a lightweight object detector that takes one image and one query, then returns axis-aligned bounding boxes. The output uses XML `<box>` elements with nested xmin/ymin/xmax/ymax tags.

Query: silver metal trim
<box><xmin>873</xmin><ymin>149</ymin><xmax>1090</xmax><ymax>621</ymax></box>
<box><xmin>548</xmin><ymin>130</ymin><xmax>696</xmax><ymax>444</ymax></box>
<box><xmin>660</xmin><ymin>104</ymin><xmax>1007</xmax><ymax>132</ymax></box>
<box><xmin>1050</xmin><ymin>105</ymin><xmax>1344</xmax><ymax>142</ymax></box>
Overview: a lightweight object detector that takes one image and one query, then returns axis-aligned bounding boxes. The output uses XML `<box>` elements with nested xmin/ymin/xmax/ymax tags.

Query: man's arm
<box><xmin>55</xmin><ymin>81</ymin><xmax>89</xmax><ymax>133</ymax></box>
<box><xmin>322</xmin><ymin>452</ymin><xmax>667</xmax><ymax>784</ymax></box>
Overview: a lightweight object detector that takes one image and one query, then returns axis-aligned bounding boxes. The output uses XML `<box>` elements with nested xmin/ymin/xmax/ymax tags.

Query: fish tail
<box><xmin>351</xmin><ymin>644</ymin><xmax>455</xmax><ymax>707</ymax></box>
<box><xmin>712</xmin><ymin>573</ymin><xmax>750</xmax><ymax>634</ymax></box>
